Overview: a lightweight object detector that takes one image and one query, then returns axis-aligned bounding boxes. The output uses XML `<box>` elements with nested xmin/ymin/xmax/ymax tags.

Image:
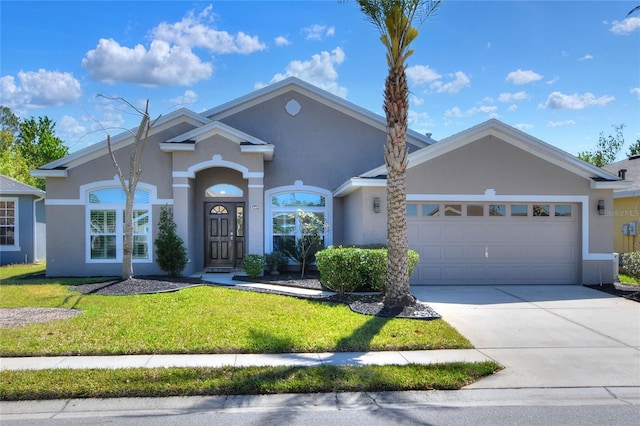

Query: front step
<box><xmin>204</xmin><ymin>267</ymin><xmax>237</xmax><ymax>273</ymax></box>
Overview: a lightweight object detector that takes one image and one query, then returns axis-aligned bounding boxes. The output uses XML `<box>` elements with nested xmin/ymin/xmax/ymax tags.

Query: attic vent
<box><xmin>619</xmin><ymin>169</ymin><xmax>627</xmax><ymax>180</ymax></box>
<box><xmin>285</xmin><ymin>99</ymin><xmax>301</xmax><ymax>116</ymax></box>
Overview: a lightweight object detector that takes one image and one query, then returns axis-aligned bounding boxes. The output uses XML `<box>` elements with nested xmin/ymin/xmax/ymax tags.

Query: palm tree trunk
<box><xmin>383</xmin><ymin>65</ymin><xmax>416</xmax><ymax>308</ymax></box>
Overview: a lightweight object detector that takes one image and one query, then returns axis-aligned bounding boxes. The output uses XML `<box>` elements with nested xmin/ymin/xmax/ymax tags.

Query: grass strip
<box><xmin>0</xmin><ymin>362</ymin><xmax>500</xmax><ymax>401</ymax></box>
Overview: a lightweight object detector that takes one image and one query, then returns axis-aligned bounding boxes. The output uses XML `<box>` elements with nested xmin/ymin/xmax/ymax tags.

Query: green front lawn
<box><xmin>0</xmin><ymin>264</ymin><xmax>501</xmax><ymax>399</ymax></box>
<box><xmin>0</xmin><ymin>264</ymin><xmax>471</xmax><ymax>356</ymax></box>
<box><xmin>0</xmin><ymin>363</ymin><xmax>501</xmax><ymax>400</ymax></box>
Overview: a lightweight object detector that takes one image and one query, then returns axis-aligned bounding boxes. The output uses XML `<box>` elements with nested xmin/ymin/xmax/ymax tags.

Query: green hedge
<box><xmin>622</xmin><ymin>251</ymin><xmax>640</xmax><ymax>279</ymax></box>
<box><xmin>315</xmin><ymin>246</ymin><xmax>419</xmax><ymax>295</ymax></box>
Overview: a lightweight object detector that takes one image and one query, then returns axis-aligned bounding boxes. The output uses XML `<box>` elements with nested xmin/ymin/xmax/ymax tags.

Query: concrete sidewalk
<box><xmin>0</xmin><ymin>349</ymin><xmax>492</xmax><ymax>371</ymax></box>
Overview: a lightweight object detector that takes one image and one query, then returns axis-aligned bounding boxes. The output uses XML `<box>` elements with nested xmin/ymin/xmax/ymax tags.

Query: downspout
<box><xmin>33</xmin><ymin>195</ymin><xmax>44</xmax><ymax>263</ymax></box>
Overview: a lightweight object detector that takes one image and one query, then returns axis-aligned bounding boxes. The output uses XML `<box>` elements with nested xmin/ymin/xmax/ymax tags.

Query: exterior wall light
<box><xmin>373</xmin><ymin>197</ymin><xmax>381</xmax><ymax>213</ymax></box>
<box><xmin>597</xmin><ymin>200</ymin><xmax>605</xmax><ymax>215</ymax></box>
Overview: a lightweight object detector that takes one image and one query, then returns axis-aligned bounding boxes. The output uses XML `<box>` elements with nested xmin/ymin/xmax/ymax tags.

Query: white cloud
<box><xmin>275</xmin><ymin>36</ymin><xmax>291</xmax><ymax>46</ymax></box>
<box><xmin>82</xmin><ymin>38</ymin><xmax>213</xmax><ymax>86</ymax></box>
<box><xmin>170</xmin><ymin>90</ymin><xmax>198</xmax><ymax>106</ymax></box>
<box><xmin>547</xmin><ymin>120</ymin><xmax>576</xmax><ymax>127</ymax></box>
<box><xmin>151</xmin><ymin>5</ymin><xmax>266</xmax><ymax>54</ymax></box>
<box><xmin>303</xmin><ymin>24</ymin><xmax>335</xmax><ymax>40</ymax></box>
<box><xmin>260</xmin><ymin>47</ymin><xmax>347</xmax><ymax>98</ymax></box>
<box><xmin>514</xmin><ymin>123</ymin><xmax>534</xmax><ymax>131</ymax></box>
<box><xmin>410</xmin><ymin>94</ymin><xmax>424</xmax><ymax>106</ymax></box>
<box><xmin>507</xmin><ymin>104</ymin><xmax>518</xmax><ymax>112</ymax></box>
<box><xmin>546</xmin><ymin>76</ymin><xmax>560</xmax><ymax>85</ymax></box>
<box><xmin>431</xmin><ymin>71</ymin><xmax>470</xmax><ymax>94</ymax></box>
<box><xmin>610</xmin><ymin>17</ymin><xmax>640</xmax><ymax>35</ymax></box>
<box><xmin>541</xmin><ymin>91</ymin><xmax>615</xmax><ymax>109</ymax></box>
<box><xmin>82</xmin><ymin>5</ymin><xmax>267</xmax><ymax>86</ymax></box>
<box><xmin>498</xmin><ymin>91</ymin><xmax>529</xmax><ymax>103</ymax></box>
<box><xmin>408</xmin><ymin>110</ymin><xmax>433</xmax><ymax>134</ymax></box>
<box><xmin>0</xmin><ymin>69</ymin><xmax>81</xmax><ymax>110</ymax></box>
<box><xmin>444</xmin><ymin>104</ymin><xmax>497</xmax><ymax>118</ymax></box>
<box><xmin>406</xmin><ymin>65</ymin><xmax>441</xmax><ymax>85</ymax></box>
<box><xmin>506</xmin><ymin>69</ymin><xmax>543</xmax><ymax>85</ymax></box>
<box><xmin>631</xmin><ymin>87</ymin><xmax>640</xmax><ymax>99</ymax></box>
<box><xmin>578</xmin><ymin>54</ymin><xmax>594</xmax><ymax>61</ymax></box>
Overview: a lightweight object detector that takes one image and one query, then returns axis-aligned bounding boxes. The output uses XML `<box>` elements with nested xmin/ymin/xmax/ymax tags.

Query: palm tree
<box><xmin>352</xmin><ymin>0</ymin><xmax>441</xmax><ymax>308</ymax></box>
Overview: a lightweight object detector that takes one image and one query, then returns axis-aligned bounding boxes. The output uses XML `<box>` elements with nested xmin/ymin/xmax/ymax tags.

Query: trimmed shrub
<box><xmin>243</xmin><ymin>255</ymin><xmax>264</xmax><ymax>278</ymax></box>
<box><xmin>316</xmin><ymin>246</ymin><xmax>420</xmax><ymax>295</ymax></box>
<box><xmin>622</xmin><ymin>251</ymin><xmax>640</xmax><ymax>279</ymax></box>
<box><xmin>265</xmin><ymin>251</ymin><xmax>288</xmax><ymax>273</ymax></box>
<box><xmin>315</xmin><ymin>247</ymin><xmax>364</xmax><ymax>295</ymax></box>
<box><xmin>154</xmin><ymin>206</ymin><xmax>188</xmax><ymax>277</ymax></box>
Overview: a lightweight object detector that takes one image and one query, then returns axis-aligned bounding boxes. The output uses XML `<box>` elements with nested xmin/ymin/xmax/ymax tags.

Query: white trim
<box><xmin>248</xmin><ymin>184</ymin><xmax>264</xmax><ymax>189</ymax></box>
<box><xmin>406</xmin><ymin>192</ymin><xmax>611</xmax><ymax>262</ymax></box>
<box><xmin>264</xmin><ymin>184</ymin><xmax>333</xmax><ymax>253</ymax></box>
<box><xmin>0</xmin><ymin>197</ymin><xmax>19</xmax><ymax>252</ymax></box>
<box><xmin>85</xmin><ymin>194</ymin><xmax>154</xmax><ymax>264</ymax></box>
<box><xmin>33</xmin><ymin>196</ymin><xmax>44</xmax><ymax>262</ymax></box>
<box><xmin>172</xmin><ymin>184</ymin><xmax>190</xmax><ymax>188</ymax></box>
<box><xmin>614</xmin><ymin>189</ymin><xmax>640</xmax><ymax>199</ymax></box>
<box><xmin>591</xmin><ymin>180</ymin><xmax>631</xmax><ymax>190</ymax></box>
<box><xmin>174</xmin><ymin>155</ymin><xmax>264</xmax><ymax>179</ymax></box>
<box><xmin>45</xmin><ymin>178</ymin><xmax>171</xmax><ymax>206</ymax></box>
<box><xmin>30</xmin><ymin>169</ymin><xmax>68</xmax><ymax>178</ymax></box>
<box><xmin>333</xmin><ymin>177</ymin><xmax>387</xmax><ymax>197</ymax></box>
<box><xmin>159</xmin><ymin>143</ymin><xmax>195</xmax><ymax>152</ymax></box>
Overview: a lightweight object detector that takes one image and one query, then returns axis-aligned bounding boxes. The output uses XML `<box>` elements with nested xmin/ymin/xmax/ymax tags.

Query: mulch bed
<box><xmin>585</xmin><ymin>282</ymin><xmax>640</xmax><ymax>302</ymax></box>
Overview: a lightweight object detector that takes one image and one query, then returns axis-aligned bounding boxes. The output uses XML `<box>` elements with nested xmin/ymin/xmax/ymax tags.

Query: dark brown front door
<box><xmin>205</xmin><ymin>202</ymin><xmax>245</xmax><ymax>268</ymax></box>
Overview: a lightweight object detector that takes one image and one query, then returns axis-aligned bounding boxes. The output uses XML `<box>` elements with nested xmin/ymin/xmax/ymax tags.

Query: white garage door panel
<box><xmin>408</xmin><ymin>202</ymin><xmax>579</xmax><ymax>285</ymax></box>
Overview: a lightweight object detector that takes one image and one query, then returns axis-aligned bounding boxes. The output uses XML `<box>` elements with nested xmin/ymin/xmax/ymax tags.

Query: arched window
<box><xmin>205</xmin><ymin>184</ymin><xmax>243</xmax><ymax>198</ymax></box>
<box><xmin>265</xmin><ymin>185</ymin><xmax>332</xmax><ymax>253</ymax></box>
<box><xmin>86</xmin><ymin>187</ymin><xmax>151</xmax><ymax>263</ymax></box>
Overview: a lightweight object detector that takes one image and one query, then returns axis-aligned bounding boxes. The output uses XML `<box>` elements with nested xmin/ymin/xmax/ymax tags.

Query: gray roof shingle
<box><xmin>0</xmin><ymin>174</ymin><xmax>45</xmax><ymax>195</ymax></box>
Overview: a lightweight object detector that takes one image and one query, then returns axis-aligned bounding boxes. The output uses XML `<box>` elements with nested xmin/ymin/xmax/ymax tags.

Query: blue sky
<box><xmin>2</xmin><ymin>0</ymin><xmax>639</xmax><ymax>159</ymax></box>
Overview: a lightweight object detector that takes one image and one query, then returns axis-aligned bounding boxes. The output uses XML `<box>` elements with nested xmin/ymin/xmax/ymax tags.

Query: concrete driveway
<box><xmin>412</xmin><ymin>285</ymin><xmax>640</xmax><ymax>389</ymax></box>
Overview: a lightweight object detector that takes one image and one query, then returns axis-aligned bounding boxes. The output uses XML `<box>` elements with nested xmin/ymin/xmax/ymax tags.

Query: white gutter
<box><xmin>33</xmin><ymin>195</ymin><xmax>44</xmax><ymax>263</ymax></box>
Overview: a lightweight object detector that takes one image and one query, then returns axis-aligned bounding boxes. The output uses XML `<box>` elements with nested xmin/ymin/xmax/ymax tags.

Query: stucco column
<box><xmin>247</xmin><ymin>177</ymin><xmax>264</xmax><ymax>255</ymax></box>
<box><xmin>172</xmin><ymin>176</ymin><xmax>191</xmax><ymax>263</ymax></box>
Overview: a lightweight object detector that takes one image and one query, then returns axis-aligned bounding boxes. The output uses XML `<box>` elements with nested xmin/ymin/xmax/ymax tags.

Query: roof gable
<box><xmin>33</xmin><ymin>108</ymin><xmax>211</xmax><ymax>177</ymax></box>
<box><xmin>0</xmin><ymin>174</ymin><xmax>45</xmax><ymax>195</ymax></box>
<box><xmin>202</xmin><ymin>77</ymin><xmax>434</xmax><ymax>149</ymax></box>
<box><xmin>160</xmin><ymin>120</ymin><xmax>274</xmax><ymax>160</ymax></box>
<box><xmin>362</xmin><ymin>119</ymin><xmax>622</xmax><ymax>184</ymax></box>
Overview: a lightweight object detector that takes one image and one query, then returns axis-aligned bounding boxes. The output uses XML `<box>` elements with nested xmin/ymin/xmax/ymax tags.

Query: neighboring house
<box><xmin>33</xmin><ymin>78</ymin><xmax>625</xmax><ymax>284</ymax></box>
<box><xmin>0</xmin><ymin>174</ymin><xmax>46</xmax><ymax>265</ymax></box>
<box><xmin>604</xmin><ymin>155</ymin><xmax>640</xmax><ymax>255</ymax></box>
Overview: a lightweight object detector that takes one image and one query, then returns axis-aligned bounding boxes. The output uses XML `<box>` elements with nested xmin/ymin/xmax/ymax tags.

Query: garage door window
<box><xmin>444</xmin><ymin>204</ymin><xmax>462</xmax><ymax>216</ymax></box>
<box><xmin>422</xmin><ymin>204</ymin><xmax>440</xmax><ymax>216</ymax></box>
<box><xmin>555</xmin><ymin>205</ymin><xmax>572</xmax><ymax>217</ymax></box>
<box><xmin>489</xmin><ymin>204</ymin><xmax>506</xmax><ymax>216</ymax></box>
<box><xmin>409</xmin><ymin>203</ymin><xmax>571</xmax><ymax>219</ymax></box>
<box><xmin>511</xmin><ymin>204</ymin><xmax>528</xmax><ymax>216</ymax></box>
<box><xmin>533</xmin><ymin>204</ymin><xmax>550</xmax><ymax>216</ymax></box>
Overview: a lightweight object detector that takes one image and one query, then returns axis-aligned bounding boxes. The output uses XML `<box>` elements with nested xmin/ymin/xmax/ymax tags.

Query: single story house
<box><xmin>0</xmin><ymin>174</ymin><xmax>46</xmax><ymax>265</ymax></box>
<box><xmin>603</xmin><ymin>155</ymin><xmax>640</xmax><ymax>255</ymax></box>
<box><xmin>33</xmin><ymin>77</ymin><xmax>625</xmax><ymax>284</ymax></box>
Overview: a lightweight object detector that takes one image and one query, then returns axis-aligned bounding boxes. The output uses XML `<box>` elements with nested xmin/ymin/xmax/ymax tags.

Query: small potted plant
<box><xmin>265</xmin><ymin>251</ymin><xmax>288</xmax><ymax>275</ymax></box>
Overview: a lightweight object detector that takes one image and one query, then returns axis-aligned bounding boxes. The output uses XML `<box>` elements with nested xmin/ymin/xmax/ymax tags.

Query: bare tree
<box><xmin>99</xmin><ymin>96</ymin><xmax>160</xmax><ymax>279</ymax></box>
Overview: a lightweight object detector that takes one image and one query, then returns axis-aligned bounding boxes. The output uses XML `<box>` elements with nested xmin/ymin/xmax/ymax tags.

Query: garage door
<box><xmin>408</xmin><ymin>202</ymin><xmax>580</xmax><ymax>285</ymax></box>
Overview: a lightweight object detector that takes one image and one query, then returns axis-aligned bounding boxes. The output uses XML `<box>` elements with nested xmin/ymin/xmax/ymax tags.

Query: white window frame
<box><xmin>264</xmin><ymin>184</ymin><xmax>333</xmax><ymax>253</ymax></box>
<box><xmin>85</xmin><ymin>188</ymin><xmax>152</xmax><ymax>264</ymax></box>
<box><xmin>0</xmin><ymin>197</ymin><xmax>19</xmax><ymax>251</ymax></box>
